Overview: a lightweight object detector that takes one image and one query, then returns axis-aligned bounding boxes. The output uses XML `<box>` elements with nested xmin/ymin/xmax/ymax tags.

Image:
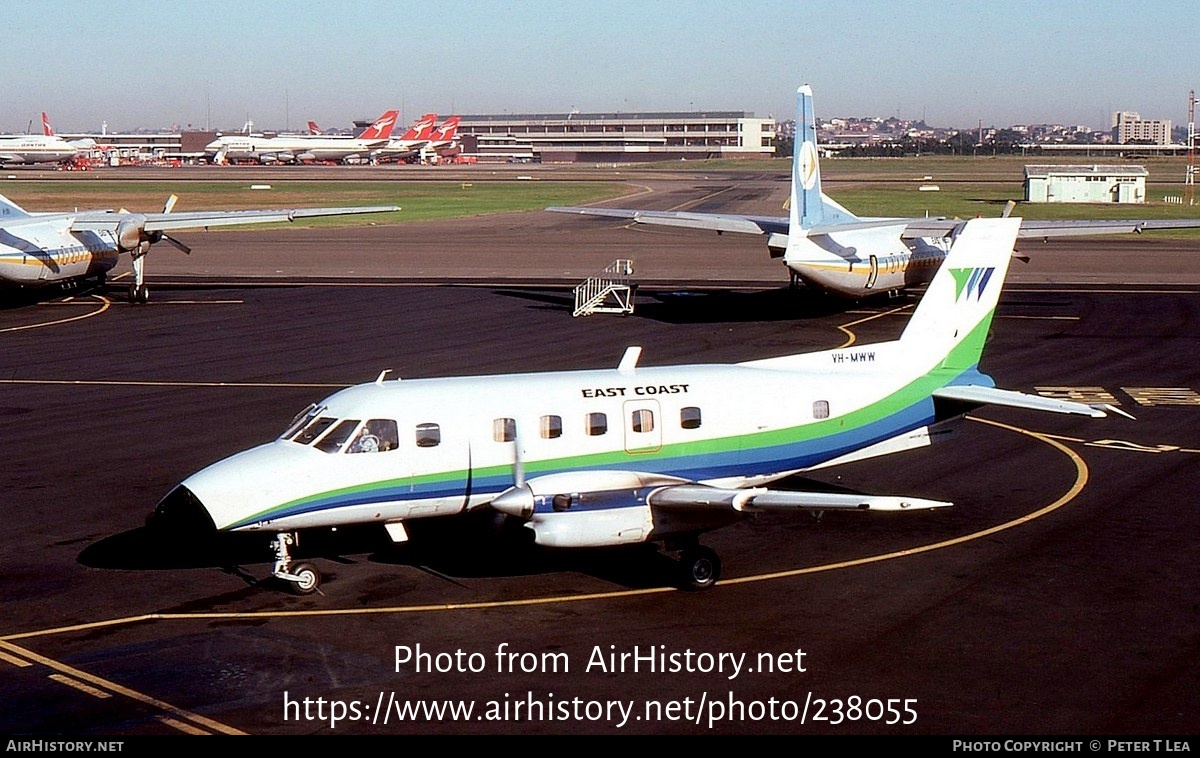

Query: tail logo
<box><xmin>799</xmin><ymin>141</ymin><xmax>819</xmax><ymax>190</ymax></box>
<box><xmin>950</xmin><ymin>267</ymin><xmax>996</xmax><ymax>302</ymax></box>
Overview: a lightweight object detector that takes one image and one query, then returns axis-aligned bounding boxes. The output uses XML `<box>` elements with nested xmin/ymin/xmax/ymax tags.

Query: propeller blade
<box><xmin>162</xmin><ymin>194</ymin><xmax>179</xmax><ymax>214</ymax></box>
<box><xmin>513</xmin><ymin>436</ymin><xmax>525</xmax><ymax>488</ymax></box>
<box><xmin>162</xmin><ymin>233</ymin><xmax>192</xmax><ymax>254</ymax></box>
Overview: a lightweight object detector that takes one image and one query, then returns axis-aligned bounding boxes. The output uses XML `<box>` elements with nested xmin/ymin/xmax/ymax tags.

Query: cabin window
<box><xmin>680</xmin><ymin>406</ymin><xmax>702</xmax><ymax>429</ymax></box>
<box><xmin>586</xmin><ymin>412</ymin><xmax>607</xmax><ymax>436</ymax></box>
<box><xmin>540</xmin><ymin>414</ymin><xmax>563</xmax><ymax>439</ymax></box>
<box><xmin>415</xmin><ymin>422</ymin><xmax>441</xmax><ymax>448</ymax></box>
<box><xmin>631</xmin><ymin>409</ymin><xmax>654</xmax><ymax>433</ymax></box>
<box><xmin>493</xmin><ymin>417</ymin><xmax>515</xmax><ymax>442</ymax></box>
<box><xmin>293</xmin><ymin>416</ymin><xmax>337</xmax><ymax>445</ymax></box>
<box><xmin>813</xmin><ymin>400</ymin><xmax>830</xmax><ymax>419</ymax></box>
<box><xmin>315</xmin><ymin>419</ymin><xmax>360</xmax><ymax>453</ymax></box>
<box><xmin>348</xmin><ymin>419</ymin><xmax>399</xmax><ymax>453</ymax></box>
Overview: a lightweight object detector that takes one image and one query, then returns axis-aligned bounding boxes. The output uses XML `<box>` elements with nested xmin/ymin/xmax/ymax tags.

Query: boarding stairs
<box><xmin>573</xmin><ymin>259</ymin><xmax>636</xmax><ymax>317</ymax></box>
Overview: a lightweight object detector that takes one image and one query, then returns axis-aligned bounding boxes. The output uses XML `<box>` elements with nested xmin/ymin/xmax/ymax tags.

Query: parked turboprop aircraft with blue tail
<box><xmin>150</xmin><ymin>215</ymin><xmax>1117</xmax><ymax>594</ymax></box>
<box><xmin>548</xmin><ymin>84</ymin><xmax>1200</xmax><ymax>299</ymax></box>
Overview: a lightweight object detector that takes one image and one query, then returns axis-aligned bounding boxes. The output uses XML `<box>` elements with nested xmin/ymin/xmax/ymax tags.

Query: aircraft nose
<box><xmin>147</xmin><ymin>484</ymin><xmax>217</xmax><ymax>534</ymax></box>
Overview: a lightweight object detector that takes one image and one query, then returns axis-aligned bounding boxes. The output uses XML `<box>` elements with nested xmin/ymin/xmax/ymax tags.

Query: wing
<box><xmin>1015</xmin><ymin>218</ymin><xmax>1200</xmax><ymax>238</ymax></box>
<box><xmin>549</xmin><ymin>206</ymin><xmax>1200</xmax><ymax>242</ymax></box>
<box><xmin>904</xmin><ymin>217</ymin><xmax>1200</xmax><ymax>240</ymax></box>
<box><xmin>487</xmin><ymin>469</ymin><xmax>950</xmax><ymax>550</ymax></box>
<box><xmin>647</xmin><ymin>483</ymin><xmax>950</xmax><ymax>512</ymax></box>
<box><xmin>546</xmin><ymin>206</ymin><xmax>790</xmax><ymax>236</ymax></box>
<box><xmin>68</xmin><ymin>205</ymin><xmax>399</xmax><ymax>234</ymax></box>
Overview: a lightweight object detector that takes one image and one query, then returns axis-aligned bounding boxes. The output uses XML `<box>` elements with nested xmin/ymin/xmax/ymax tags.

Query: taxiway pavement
<box><xmin>1</xmin><ymin>172</ymin><xmax>1198</xmax><ymax>737</ymax></box>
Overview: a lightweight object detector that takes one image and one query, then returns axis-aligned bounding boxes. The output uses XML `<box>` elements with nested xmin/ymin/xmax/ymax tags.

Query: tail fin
<box><xmin>0</xmin><ymin>194</ymin><xmax>31</xmax><ymax>219</ymax></box>
<box><xmin>788</xmin><ymin>85</ymin><xmax>858</xmax><ymax>232</ymax></box>
<box><xmin>396</xmin><ymin>113</ymin><xmax>437</xmax><ymax>141</ymax></box>
<box><xmin>899</xmin><ymin>217</ymin><xmax>1021</xmax><ymax>374</ymax></box>
<box><xmin>307</xmin><ymin>120</ymin><xmax>321</xmax><ymax>135</ymax></box>
<box><xmin>41</xmin><ymin>112</ymin><xmax>54</xmax><ymax>136</ymax></box>
<box><xmin>360</xmin><ymin>110</ymin><xmax>400</xmax><ymax>140</ymax></box>
<box><xmin>432</xmin><ymin>116</ymin><xmax>460</xmax><ymax>142</ymax></box>
<box><xmin>787</xmin><ymin>83</ymin><xmax>864</xmax><ymax>231</ymax></box>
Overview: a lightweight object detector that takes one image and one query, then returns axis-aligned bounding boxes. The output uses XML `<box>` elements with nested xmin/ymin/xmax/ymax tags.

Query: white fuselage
<box><xmin>781</xmin><ymin>224</ymin><xmax>953</xmax><ymax>298</ymax></box>
<box><xmin>0</xmin><ymin>213</ymin><xmax>120</xmax><ymax>287</ymax></box>
<box><xmin>205</xmin><ymin>135</ymin><xmax>386</xmax><ymax>163</ymax></box>
<box><xmin>0</xmin><ymin>135</ymin><xmax>78</xmax><ymax>164</ymax></box>
<box><xmin>172</xmin><ymin>341</ymin><xmax>945</xmax><ymax>543</ymax></box>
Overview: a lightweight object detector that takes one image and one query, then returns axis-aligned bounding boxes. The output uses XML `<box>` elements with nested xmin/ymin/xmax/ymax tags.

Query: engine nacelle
<box><xmin>491</xmin><ymin>470</ymin><xmax>687</xmax><ymax>548</ymax></box>
<box><xmin>528</xmin><ymin>504</ymin><xmax>654</xmax><ymax>548</ymax></box>
<box><xmin>114</xmin><ymin>214</ymin><xmax>149</xmax><ymax>252</ymax></box>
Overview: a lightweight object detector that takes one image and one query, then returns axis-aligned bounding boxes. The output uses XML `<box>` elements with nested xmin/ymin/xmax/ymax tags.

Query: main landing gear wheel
<box><xmin>128</xmin><ymin>283</ymin><xmax>149</xmax><ymax>304</ymax></box>
<box><xmin>677</xmin><ymin>545</ymin><xmax>721</xmax><ymax>591</ymax></box>
<box><xmin>287</xmin><ymin>562</ymin><xmax>321</xmax><ymax>595</ymax></box>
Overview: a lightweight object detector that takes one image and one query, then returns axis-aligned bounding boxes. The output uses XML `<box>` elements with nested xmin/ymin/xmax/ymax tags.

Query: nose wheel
<box><xmin>271</xmin><ymin>532</ymin><xmax>322</xmax><ymax>595</ymax></box>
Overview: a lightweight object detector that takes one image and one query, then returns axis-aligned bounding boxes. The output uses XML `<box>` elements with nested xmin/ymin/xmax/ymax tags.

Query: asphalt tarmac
<box><xmin>1</xmin><ymin>172</ymin><xmax>1198</xmax><ymax>737</ymax></box>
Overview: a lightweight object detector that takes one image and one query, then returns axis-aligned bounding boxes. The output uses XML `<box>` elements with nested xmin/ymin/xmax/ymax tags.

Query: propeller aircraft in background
<box><xmin>549</xmin><ymin>84</ymin><xmax>1200</xmax><ymax>299</ymax></box>
<box><xmin>0</xmin><ymin>193</ymin><xmax>398</xmax><ymax>303</ymax></box>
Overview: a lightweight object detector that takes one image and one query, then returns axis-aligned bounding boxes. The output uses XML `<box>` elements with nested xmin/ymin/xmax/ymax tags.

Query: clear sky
<box><xmin>3</xmin><ymin>0</ymin><xmax>1196</xmax><ymax>134</ymax></box>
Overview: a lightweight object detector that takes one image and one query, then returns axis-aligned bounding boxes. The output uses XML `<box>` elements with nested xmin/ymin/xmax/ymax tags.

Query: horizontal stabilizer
<box><xmin>933</xmin><ymin>385</ymin><xmax>1109</xmax><ymax>417</ymax></box>
<box><xmin>649</xmin><ymin>484</ymin><xmax>951</xmax><ymax>512</ymax></box>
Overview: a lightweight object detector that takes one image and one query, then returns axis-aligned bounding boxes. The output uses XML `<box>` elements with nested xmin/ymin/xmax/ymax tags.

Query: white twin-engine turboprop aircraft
<box><xmin>548</xmin><ymin>85</ymin><xmax>1200</xmax><ymax>299</ymax></box>
<box><xmin>0</xmin><ymin>193</ymin><xmax>398</xmax><ymax>303</ymax></box>
<box><xmin>151</xmin><ymin>216</ymin><xmax>1115</xmax><ymax>595</ymax></box>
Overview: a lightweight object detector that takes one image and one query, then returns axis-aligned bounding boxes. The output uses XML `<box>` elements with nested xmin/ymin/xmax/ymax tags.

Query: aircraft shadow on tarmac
<box><xmin>77</xmin><ymin>476</ymin><xmax>869</xmax><ymax>596</ymax></box>
<box><xmin>495</xmin><ymin>286</ymin><xmax>893</xmax><ymax>324</ymax></box>
<box><xmin>78</xmin><ymin>510</ymin><xmax>696</xmax><ymax>594</ymax></box>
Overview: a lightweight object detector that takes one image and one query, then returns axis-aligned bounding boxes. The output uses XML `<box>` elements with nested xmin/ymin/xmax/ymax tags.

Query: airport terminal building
<box><xmin>52</xmin><ymin>110</ymin><xmax>776</xmax><ymax>165</ymax></box>
<box><xmin>454</xmin><ymin>111</ymin><xmax>776</xmax><ymax>163</ymax></box>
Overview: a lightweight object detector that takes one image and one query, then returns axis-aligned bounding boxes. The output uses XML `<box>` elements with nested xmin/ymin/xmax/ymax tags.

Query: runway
<box><xmin>1</xmin><ymin>175</ymin><xmax>1199</xmax><ymax>736</ymax></box>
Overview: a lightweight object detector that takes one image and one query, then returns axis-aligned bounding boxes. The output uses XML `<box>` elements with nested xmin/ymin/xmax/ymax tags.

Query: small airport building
<box><xmin>1023</xmin><ymin>164</ymin><xmax>1148</xmax><ymax>204</ymax></box>
<box><xmin>455</xmin><ymin>111</ymin><xmax>776</xmax><ymax>163</ymax></box>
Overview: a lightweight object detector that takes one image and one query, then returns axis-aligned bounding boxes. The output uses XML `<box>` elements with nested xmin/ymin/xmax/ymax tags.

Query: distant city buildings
<box><xmin>1111</xmin><ymin>111</ymin><xmax>1173</xmax><ymax>146</ymax></box>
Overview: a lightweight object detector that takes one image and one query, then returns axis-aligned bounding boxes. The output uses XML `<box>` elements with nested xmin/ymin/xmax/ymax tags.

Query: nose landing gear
<box><xmin>271</xmin><ymin>532</ymin><xmax>322</xmax><ymax>595</ymax></box>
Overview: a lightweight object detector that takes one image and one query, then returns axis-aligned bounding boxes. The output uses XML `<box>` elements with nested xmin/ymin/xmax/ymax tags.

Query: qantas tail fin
<box><xmin>394</xmin><ymin>113</ymin><xmax>438</xmax><ymax>141</ymax></box>
<box><xmin>398</xmin><ymin>113</ymin><xmax>438</xmax><ymax>141</ymax></box>
<box><xmin>41</xmin><ymin>112</ymin><xmax>54</xmax><ymax>136</ymax></box>
<box><xmin>307</xmin><ymin>120</ymin><xmax>321</xmax><ymax>135</ymax></box>
<box><xmin>360</xmin><ymin>110</ymin><xmax>400</xmax><ymax>140</ymax></box>
<box><xmin>431</xmin><ymin>116</ymin><xmax>460</xmax><ymax>143</ymax></box>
